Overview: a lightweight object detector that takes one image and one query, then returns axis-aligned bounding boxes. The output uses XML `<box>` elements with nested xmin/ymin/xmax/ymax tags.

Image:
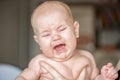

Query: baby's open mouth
<box><xmin>54</xmin><ymin>44</ymin><xmax>66</xmax><ymax>54</ymax></box>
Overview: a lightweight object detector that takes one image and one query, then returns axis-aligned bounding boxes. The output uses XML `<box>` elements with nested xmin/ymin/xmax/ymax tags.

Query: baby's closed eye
<box><xmin>58</xmin><ymin>25</ymin><xmax>67</xmax><ymax>32</ymax></box>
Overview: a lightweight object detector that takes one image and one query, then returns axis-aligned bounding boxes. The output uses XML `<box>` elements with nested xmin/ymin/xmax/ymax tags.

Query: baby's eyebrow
<box><xmin>56</xmin><ymin>25</ymin><xmax>63</xmax><ymax>29</ymax></box>
<box><xmin>40</xmin><ymin>29</ymin><xmax>50</xmax><ymax>34</ymax></box>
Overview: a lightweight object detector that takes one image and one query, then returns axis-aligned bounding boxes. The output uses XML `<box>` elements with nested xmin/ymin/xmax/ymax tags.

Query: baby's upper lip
<box><xmin>52</xmin><ymin>41</ymin><xmax>65</xmax><ymax>48</ymax></box>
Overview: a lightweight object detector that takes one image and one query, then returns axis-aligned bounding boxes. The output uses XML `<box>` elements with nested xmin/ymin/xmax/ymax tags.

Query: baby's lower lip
<box><xmin>54</xmin><ymin>44</ymin><xmax>66</xmax><ymax>54</ymax></box>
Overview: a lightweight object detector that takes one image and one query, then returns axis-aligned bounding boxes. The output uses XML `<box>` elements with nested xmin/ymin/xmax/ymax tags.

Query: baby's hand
<box><xmin>101</xmin><ymin>63</ymin><xmax>118</xmax><ymax>80</ymax></box>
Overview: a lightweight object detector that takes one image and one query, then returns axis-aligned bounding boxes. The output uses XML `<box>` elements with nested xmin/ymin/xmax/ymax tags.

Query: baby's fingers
<box><xmin>107</xmin><ymin>67</ymin><xmax>118</xmax><ymax>79</ymax></box>
<box><xmin>40</xmin><ymin>61</ymin><xmax>67</xmax><ymax>80</ymax></box>
<box><xmin>40</xmin><ymin>76</ymin><xmax>52</xmax><ymax>80</ymax></box>
<box><xmin>106</xmin><ymin>63</ymin><xmax>113</xmax><ymax>68</ymax></box>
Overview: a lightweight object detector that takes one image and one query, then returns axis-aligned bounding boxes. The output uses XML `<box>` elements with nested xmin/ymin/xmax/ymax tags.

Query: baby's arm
<box><xmin>79</xmin><ymin>50</ymin><xmax>118</xmax><ymax>80</ymax></box>
<box><xmin>100</xmin><ymin>63</ymin><xmax>118</xmax><ymax>80</ymax></box>
<box><xmin>16</xmin><ymin>67</ymin><xmax>38</xmax><ymax>80</ymax></box>
<box><xmin>16</xmin><ymin>56</ymin><xmax>41</xmax><ymax>80</ymax></box>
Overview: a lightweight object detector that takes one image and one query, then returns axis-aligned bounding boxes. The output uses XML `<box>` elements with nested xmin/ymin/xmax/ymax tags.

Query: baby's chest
<box><xmin>52</xmin><ymin>63</ymin><xmax>74</xmax><ymax>79</ymax></box>
<box><xmin>71</xmin><ymin>59</ymin><xmax>90</xmax><ymax>79</ymax></box>
<box><xmin>53</xmin><ymin>62</ymin><xmax>88</xmax><ymax>79</ymax></box>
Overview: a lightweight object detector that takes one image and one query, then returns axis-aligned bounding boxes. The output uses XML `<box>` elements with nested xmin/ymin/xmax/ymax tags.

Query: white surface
<box><xmin>0</xmin><ymin>64</ymin><xmax>22</xmax><ymax>80</ymax></box>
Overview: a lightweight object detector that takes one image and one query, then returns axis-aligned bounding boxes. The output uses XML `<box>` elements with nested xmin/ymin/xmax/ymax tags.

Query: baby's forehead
<box><xmin>32</xmin><ymin>1</ymin><xmax>71</xmax><ymax>18</ymax></box>
<box><xmin>31</xmin><ymin>1</ymin><xmax>73</xmax><ymax>31</ymax></box>
<box><xmin>40</xmin><ymin>2</ymin><xmax>68</xmax><ymax>13</ymax></box>
<box><xmin>39</xmin><ymin>1</ymin><xmax>68</xmax><ymax>10</ymax></box>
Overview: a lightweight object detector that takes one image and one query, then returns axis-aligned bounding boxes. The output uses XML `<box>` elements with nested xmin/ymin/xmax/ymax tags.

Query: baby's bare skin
<box><xmin>16</xmin><ymin>1</ymin><xmax>118</xmax><ymax>80</ymax></box>
<box><xmin>17</xmin><ymin>50</ymin><xmax>94</xmax><ymax>80</ymax></box>
<box><xmin>17</xmin><ymin>50</ymin><xmax>118</xmax><ymax>80</ymax></box>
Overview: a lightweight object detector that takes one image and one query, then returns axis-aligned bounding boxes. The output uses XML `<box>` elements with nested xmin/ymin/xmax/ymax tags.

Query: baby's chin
<box><xmin>50</xmin><ymin>48</ymin><xmax>75</xmax><ymax>62</ymax></box>
<box><xmin>44</xmin><ymin>48</ymin><xmax>74</xmax><ymax>62</ymax></box>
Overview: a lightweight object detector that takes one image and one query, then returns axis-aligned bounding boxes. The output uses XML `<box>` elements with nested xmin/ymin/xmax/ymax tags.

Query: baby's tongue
<box><xmin>54</xmin><ymin>44</ymin><xmax>66</xmax><ymax>54</ymax></box>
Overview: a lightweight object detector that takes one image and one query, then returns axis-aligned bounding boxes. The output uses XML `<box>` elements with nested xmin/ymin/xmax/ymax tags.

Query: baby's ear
<box><xmin>74</xmin><ymin>21</ymin><xmax>79</xmax><ymax>38</ymax></box>
<box><xmin>33</xmin><ymin>35</ymin><xmax>39</xmax><ymax>44</ymax></box>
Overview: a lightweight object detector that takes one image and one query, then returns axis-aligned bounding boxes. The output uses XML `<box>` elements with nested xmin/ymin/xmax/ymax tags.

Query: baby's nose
<box><xmin>52</xmin><ymin>33</ymin><xmax>61</xmax><ymax>41</ymax></box>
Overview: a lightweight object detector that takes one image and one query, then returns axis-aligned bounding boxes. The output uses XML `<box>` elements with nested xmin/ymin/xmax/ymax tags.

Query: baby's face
<box><xmin>33</xmin><ymin>8</ymin><xmax>79</xmax><ymax>61</ymax></box>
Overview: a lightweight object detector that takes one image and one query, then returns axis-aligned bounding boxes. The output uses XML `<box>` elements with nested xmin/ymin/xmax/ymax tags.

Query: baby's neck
<box><xmin>62</xmin><ymin>50</ymin><xmax>79</xmax><ymax>66</ymax></box>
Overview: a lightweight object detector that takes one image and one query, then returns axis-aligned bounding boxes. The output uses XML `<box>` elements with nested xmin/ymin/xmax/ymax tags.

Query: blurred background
<box><xmin>0</xmin><ymin>0</ymin><xmax>120</xmax><ymax>70</ymax></box>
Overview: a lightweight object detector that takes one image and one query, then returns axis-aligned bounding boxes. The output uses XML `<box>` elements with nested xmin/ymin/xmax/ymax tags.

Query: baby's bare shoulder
<box><xmin>29</xmin><ymin>54</ymin><xmax>47</xmax><ymax>66</ymax></box>
<box><xmin>76</xmin><ymin>50</ymin><xmax>95</xmax><ymax>64</ymax></box>
<box><xmin>78</xmin><ymin>50</ymin><xmax>94</xmax><ymax>58</ymax></box>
